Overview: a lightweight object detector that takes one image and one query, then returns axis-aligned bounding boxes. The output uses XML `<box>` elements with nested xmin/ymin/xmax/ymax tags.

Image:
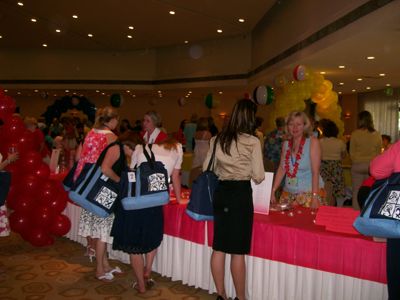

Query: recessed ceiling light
<box><xmin>42</xmin><ymin>43</ymin><xmax>47</xmax><ymax>47</ymax></box>
<box><xmin>379</xmin><ymin>73</ymin><xmax>386</xmax><ymax>77</ymax></box>
<box><xmin>169</xmin><ymin>11</ymin><xmax>175</xmax><ymax>15</ymax></box>
<box><xmin>128</xmin><ymin>26</ymin><xmax>134</xmax><ymax>30</ymax></box>
<box><xmin>338</xmin><ymin>91</ymin><xmax>342</xmax><ymax>94</ymax></box>
<box><xmin>366</xmin><ymin>87</ymin><xmax>371</xmax><ymax>90</ymax></box>
<box><xmin>320</xmin><ymin>71</ymin><xmax>326</xmax><ymax>75</ymax></box>
<box><xmin>0</xmin><ymin>35</ymin><xmax>2</xmax><ymax>39</ymax></box>
<box><xmin>126</xmin><ymin>90</ymin><xmax>130</xmax><ymax>93</ymax></box>
<box><xmin>357</xmin><ymin>78</ymin><xmax>363</xmax><ymax>81</ymax></box>
<box><xmin>17</xmin><ymin>92</ymin><xmax>21</xmax><ymax>95</ymax></box>
<box><xmin>127</xmin><ymin>35</ymin><xmax>132</xmax><ymax>39</ymax></box>
<box><xmin>101</xmin><ymin>92</ymin><xmax>105</xmax><ymax>95</ymax></box>
<box><xmin>157</xmin><ymin>90</ymin><xmax>161</xmax><ymax>93</ymax></box>
<box><xmin>217</xmin><ymin>29</ymin><xmax>223</xmax><ymax>33</ymax></box>
<box><xmin>339</xmin><ymin>82</ymin><xmax>344</xmax><ymax>85</ymax></box>
<box><xmin>367</xmin><ymin>56</ymin><xmax>375</xmax><ymax>60</ymax></box>
<box><xmin>188</xmin><ymin>91</ymin><xmax>192</xmax><ymax>93</ymax></box>
<box><xmin>338</xmin><ymin>65</ymin><xmax>345</xmax><ymax>69</ymax></box>
<box><xmin>88</xmin><ymin>33</ymin><xmax>93</xmax><ymax>37</ymax></box>
<box><xmin>352</xmin><ymin>89</ymin><xmax>356</xmax><ymax>92</ymax></box>
<box><xmin>238</xmin><ymin>18</ymin><xmax>245</xmax><ymax>23</ymax></box>
<box><xmin>132</xmin><ymin>94</ymin><xmax>136</xmax><ymax>97</ymax></box>
<box><xmin>4</xmin><ymin>89</ymin><xmax>8</xmax><ymax>92</ymax></box>
<box><xmin>185</xmin><ymin>95</ymin><xmax>189</xmax><ymax>98</ymax></box>
<box><xmin>31</xmin><ymin>18</ymin><xmax>37</xmax><ymax>22</ymax></box>
<box><xmin>17</xmin><ymin>2</ymin><xmax>23</xmax><ymax>6</ymax></box>
<box><xmin>56</xmin><ymin>29</ymin><xmax>61</xmax><ymax>33</ymax></box>
<box><xmin>95</xmin><ymin>90</ymin><xmax>100</xmax><ymax>92</ymax></box>
<box><xmin>218</xmin><ymin>91</ymin><xmax>223</xmax><ymax>94</ymax></box>
<box><xmin>72</xmin><ymin>15</ymin><xmax>78</xmax><ymax>19</ymax></box>
<box><xmin>53</xmin><ymin>94</ymin><xmax>57</xmax><ymax>96</ymax></box>
<box><xmin>386</xmin><ymin>83</ymin><xmax>391</xmax><ymax>87</ymax></box>
<box><xmin>184</xmin><ymin>40</ymin><xmax>188</xmax><ymax>44</ymax></box>
<box><xmin>34</xmin><ymin>89</ymin><xmax>38</xmax><ymax>92</ymax></box>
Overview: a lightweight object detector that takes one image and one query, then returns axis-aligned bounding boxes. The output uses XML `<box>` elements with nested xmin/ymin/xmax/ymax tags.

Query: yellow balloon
<box><xmin>311</xmin><ymin>92</ymin><xmax>326</xmax><ymax>103</ymax></box>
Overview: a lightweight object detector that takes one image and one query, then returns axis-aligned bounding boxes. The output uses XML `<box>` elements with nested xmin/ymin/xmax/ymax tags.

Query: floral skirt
<box><xmin>320</xmin><ymin>160</ymin><xmax>345</xmax><ymax>200</ymax></box>
<box><xmin>0</xmin><ymin>205</ymin><xmax>10</xmax><ymax>237</ymax></box>
<box><xmin>78</xmin><ymin>209</ymin><xmax>114</xmax><ymax>244</ymax></box>
<box><xmin>279</xmin><ymin>189</ymin><xmax>327</xmax><ymax>207</ymax></box>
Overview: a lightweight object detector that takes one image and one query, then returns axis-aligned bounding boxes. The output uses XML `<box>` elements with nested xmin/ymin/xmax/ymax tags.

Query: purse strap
<box><xmin>206</xmin><ymin>136</ymin><xmax>219</xmax><ymax>172</ymax></box>
<box><xmin>142</xmin><ymin>144</ymin><xmax>156</xmax><ymax>169</ymax></box>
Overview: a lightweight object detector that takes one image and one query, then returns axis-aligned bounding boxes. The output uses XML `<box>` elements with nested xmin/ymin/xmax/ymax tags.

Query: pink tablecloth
<box><xmin>164</xmin><ymin>204</ymin><xmax>386</xmax><ymax>284</ymax></box>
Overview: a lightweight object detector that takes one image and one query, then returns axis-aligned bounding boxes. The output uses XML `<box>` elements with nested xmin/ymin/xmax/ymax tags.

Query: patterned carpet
<box><xmin>0</xmin><ymin>233</ymin><xmax>216</xmax><ymax>300</ymax></box>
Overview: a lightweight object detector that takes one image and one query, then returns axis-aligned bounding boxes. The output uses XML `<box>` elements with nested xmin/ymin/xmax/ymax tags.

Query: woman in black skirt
<box><xmin>203</xmin><ymin>99</ymin><xmax>265</xmax><ymax>300</ymax></box>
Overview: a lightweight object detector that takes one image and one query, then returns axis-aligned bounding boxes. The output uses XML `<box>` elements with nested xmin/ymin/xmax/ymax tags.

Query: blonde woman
<box><xmin>271</xmin><ymin>111</ymin><xmax>325</xmax><ymax>208</ymax></box>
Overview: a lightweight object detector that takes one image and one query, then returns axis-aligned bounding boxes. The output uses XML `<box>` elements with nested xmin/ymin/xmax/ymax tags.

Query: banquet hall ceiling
<box><xmin>1</xmin><ymin>0</ymin><xmax>400</xmax><ymax>96</ymax></box>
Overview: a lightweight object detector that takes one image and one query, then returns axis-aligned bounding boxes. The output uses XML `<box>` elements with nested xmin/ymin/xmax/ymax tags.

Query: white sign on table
<box><xmin>252</xmin><ymin>172</ymin><xmax>274</xmax><ymax>215</ymax></box>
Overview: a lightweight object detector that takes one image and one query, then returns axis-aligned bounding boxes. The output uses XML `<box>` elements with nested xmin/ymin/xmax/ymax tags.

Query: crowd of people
<box><xmin>1</xmin><ymin>99</ymin><xmax>398</xmax><ymax>299</ymax></box>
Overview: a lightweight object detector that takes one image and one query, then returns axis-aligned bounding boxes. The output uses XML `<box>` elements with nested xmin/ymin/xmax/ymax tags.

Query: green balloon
<box><xmin>110</xmin><ymin>93</ymin><xmax>122</xmax><ymax>107</ymax></box>
<box><xmin>205</xmin><ymin>93</ymin><xmax>213</xmax><ymax>109</ymax></box>
<box><xmin>266</xmin><ymin>86</ymin><xmax>275</xmax><ymax>105</ymax></box>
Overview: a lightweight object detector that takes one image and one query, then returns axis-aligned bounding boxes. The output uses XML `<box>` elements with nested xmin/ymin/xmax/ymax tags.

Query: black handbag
<box><xmin>0</xmin><ymin>171</ymin><xmax>11</xmax><ymax>207</ymax></box>
<box><xmin>68</xmin><ymin>142</ymin><xmax>124</xmax><ymax>217</ymax></box>
<box><xmin>186</xmin><ymin>137</ymin><xmax>219</xmax><ymax>221</ymax></box>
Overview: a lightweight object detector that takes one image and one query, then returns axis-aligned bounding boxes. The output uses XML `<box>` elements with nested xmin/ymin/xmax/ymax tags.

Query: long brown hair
<box><xmin>218</xmin><ymin>99</ymin><xmax>257</xmax><ymax>155</ymax></box>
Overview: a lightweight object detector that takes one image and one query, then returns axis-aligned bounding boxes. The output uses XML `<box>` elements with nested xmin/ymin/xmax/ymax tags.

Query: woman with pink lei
<box><xmin>271</xmin><ymin>111</ymin><xmax>326</xmax><ymax>208</ymax></box>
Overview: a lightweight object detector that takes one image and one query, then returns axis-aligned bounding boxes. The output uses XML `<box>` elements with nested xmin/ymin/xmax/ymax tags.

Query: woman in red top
<box><xmin>141</xmin><ymin>111</ymin><xmax>167</xmax><ymax>144</ymax></box>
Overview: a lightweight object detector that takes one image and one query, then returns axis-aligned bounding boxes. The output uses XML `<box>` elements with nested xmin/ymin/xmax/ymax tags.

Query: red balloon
<box><xmin>13</xmin><ymin>193</ymin><xmax>36</xmax><ymax>213</ymax></box>
<box><xmin>18</xmin><ymin>175</ymin><xmax>45</xmax><ymax>195</ymax></box>
<box><xmin>16</xmin><ymin>151</ymin><xmax>42</xmax><ymax>173</ymax></box>
<box><xmin>2</xmin><ymin>116</ymin><xmax>25</xmax><ymax>139</ymax></box>
<box><xmin>9</xmin><ymin>130</ymin><xmax>36</xmax><ymax>153</ymax></box>
<box><xmin>39</xmin><ymin>188</ymin><xmax>67</xmax><ymax>214</ymax></box>
<box><xmin>38</xmin><ymin>181</ymin><xmax>57</xmax><ymax>205</ymax></box>
<box><xmin>34</xmin><ymin>163</ymin><xmax>50</xmax><ymax>180</ymax></box>
<box><xmin>9</xmin><ymin>211</ymin><xmax>31</xmax><ymax>234</ymax></box>
<box><xmin>49</xmin><ymin>214</ymin><xmax>71</xmax><ymax>236</ymax></box>
<box><xmin>0</xmin><ymin>95</ymin><xmax>16</xmax><ymax>122</ymax></box>
<box><xmin>31</xmin><ymin>205</ymin><xmax>54</xmax><ymax>227</ymax></box>
<box><xmin>25</xmin><ymin>227</ymin><xmax>54</xmax><ymax>247</ymax></box>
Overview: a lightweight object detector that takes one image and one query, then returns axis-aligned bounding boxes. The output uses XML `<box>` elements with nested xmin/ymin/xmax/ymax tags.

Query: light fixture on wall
<box><xmin>218</xmin><ymin>112</ymin><xmax>227</xmax><ymax>119</ymax></box>
<box><xmin>344</xmin><ymin>112</ymin><xmax>351</xmax><ymax>119</ymax></box>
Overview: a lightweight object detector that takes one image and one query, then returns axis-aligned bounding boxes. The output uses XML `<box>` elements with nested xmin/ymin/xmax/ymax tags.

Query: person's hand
<box><xmin>7</xmin><ymin>152</ymin><xmax>19</xmax><ymax>163</ymax></box>
<box><xmin>310</xmin><ymin>195</ymin><xmax>321</xmax><ymax>210</ymax></box>
<box><xmin>270</xmin><ymin>189</ymin><xmax>277</xmax><ymax>204</ymax></box>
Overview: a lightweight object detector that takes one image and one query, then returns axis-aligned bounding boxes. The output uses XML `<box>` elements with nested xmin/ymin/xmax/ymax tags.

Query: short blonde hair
<box><xmin>94</xmin><ymin>106</ymin><xmax>119</xmax><ymax>129</ymax></box>
<box><xmin>286</xmin><ymin>111</ymin><xmax>312</xmax><ymax>138</ymax></box>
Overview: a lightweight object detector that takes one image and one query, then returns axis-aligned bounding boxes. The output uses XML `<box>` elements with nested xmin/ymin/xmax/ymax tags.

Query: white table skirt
<box><xmin>63</xmin><ymin>203</ymin><xmax>387</xmax><ymax>300</ymax></box>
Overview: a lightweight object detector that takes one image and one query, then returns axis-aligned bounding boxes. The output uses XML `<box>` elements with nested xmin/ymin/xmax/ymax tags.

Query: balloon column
<box><xmin>266</xmin><ymin>65</ymin><xmax>344</xmax><ymax>136</ymax></box>
<box><xmin>0</xmin><ymin>90</ymin><xmax>71</xmax><ymax>247</ymax></box>
<box><xmin>205</xmin><ymin>93</ymin><xmax>220</xmax><ymax>109</ymax></box>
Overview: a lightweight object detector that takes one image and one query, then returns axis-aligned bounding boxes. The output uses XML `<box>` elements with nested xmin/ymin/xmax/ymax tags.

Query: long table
<box><xmin>63</xmin><ymin>201</ymin><xmax>387</xmax><ymax>300</ymax></box>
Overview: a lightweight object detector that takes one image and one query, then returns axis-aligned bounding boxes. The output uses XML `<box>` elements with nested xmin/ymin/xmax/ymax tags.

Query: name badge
<box><xmin>287</xmin><ymin>177</ymin><xmax>298</xmax><ymax>186</ymax></box>
<box><xmin>128</xmin><ymin>172</ymin><xmax>136</xmax><ymax>182</ymax></box>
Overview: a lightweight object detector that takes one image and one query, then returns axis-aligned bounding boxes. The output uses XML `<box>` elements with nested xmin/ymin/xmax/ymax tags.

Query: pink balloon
<box><xmin>49</xmin><ymin>214</ymin><xmax>71</xmax><ymax>236</ymax></box>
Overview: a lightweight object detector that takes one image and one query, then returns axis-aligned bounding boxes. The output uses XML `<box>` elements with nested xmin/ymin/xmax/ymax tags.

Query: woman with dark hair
<box><xmin>319</xmin><ymin>119</ymin><xmax>347</xmax><ymax>206</ymax></box>
<box><xmin>350</xmin><ymin>110</ymin><xmax>381</xmax><ymax>210</ymax></box>
<box><xmin>203</xmin><ymin>99</ymin><xmax>265</xmax><ymax>300</ymax></box>
<box><xmin>141</xmin><ymin>111</ymin><xmax>167</xmax><ymax>144</ymax></box>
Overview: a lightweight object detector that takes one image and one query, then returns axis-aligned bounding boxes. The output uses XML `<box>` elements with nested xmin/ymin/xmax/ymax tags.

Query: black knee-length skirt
<box><xmin>212</xmin><ymin>180</ymin><xmax>253</xmax><ymax>254</ymax></box>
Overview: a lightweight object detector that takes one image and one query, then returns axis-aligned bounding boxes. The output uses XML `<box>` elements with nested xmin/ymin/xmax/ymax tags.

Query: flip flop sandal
<box><xmin>109</xmin><ymin>266</ymin><xmax>124</xmax><ymax>276</ymax></box>
<box><xmin>96</xmin><ymin>272</ymin><xmax>114</xmax><ymax>282</ymax></box>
